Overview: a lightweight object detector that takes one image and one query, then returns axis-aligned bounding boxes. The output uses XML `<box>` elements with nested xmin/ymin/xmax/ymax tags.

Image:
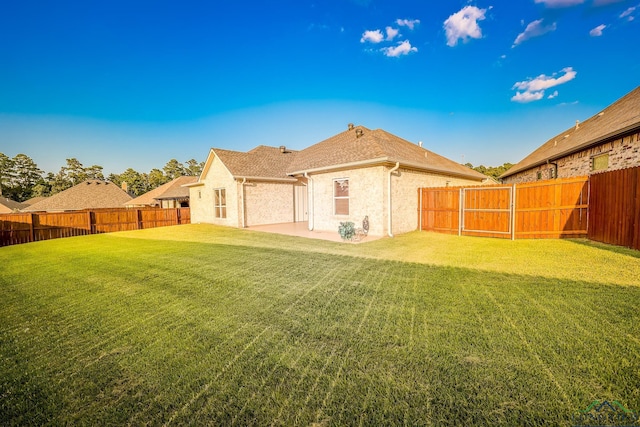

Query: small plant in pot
<box><xmin>338</xmin><ymin>221</ymin><xmax>356</xmax><ymax>241</ymax></box>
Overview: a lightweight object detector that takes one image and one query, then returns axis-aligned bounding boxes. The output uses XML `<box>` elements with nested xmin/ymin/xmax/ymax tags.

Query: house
<box><xmin>22</xmin><ymin>180</ymin><xmax>133</xmax><ymax>212</ymax></box>
<box><xmin>0</xmin><ymin>197</ymin><xmax>25</xmax><ymax>214</ymax></box>
<box><xmin>188</xmin><ymin>125</ymin><xmax>488</xmax><ymax>237</ymax></box>
<box><xmin>501</xmin><ymin>86</ymin><xmax>640</xmax><ymax>183</ymax></box>
<box><xmin>125</xmin><ymin>176</ymin><xmax>197</xmax><ymax>208</ymax></box>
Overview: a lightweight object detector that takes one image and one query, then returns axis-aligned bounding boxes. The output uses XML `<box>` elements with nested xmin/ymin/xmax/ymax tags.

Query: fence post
<box><xmin>418</xmin><ymin>188</ymin><xmax>423</xmax><ymax>231</ymax></box>
<box><xmin>29</xmin><ymin>213</ymin><xmax>35</xmax><ymax>243</ymax></box>
<box><xmin>458</xmin><ymin>188</ymin><xmax>463</xmax><ymax>236</ymax></box>
<box><xmin>87</xmin><ymin>211</ymin><xmax>92</xmax><ymax>235</ymax></box>
<box><xmin>175</xmin><ymin>208</ymin><xmax>179</xmax><ymax>226</ymax></box>
<box><xmin>511</xmin><ymin>183</ymin><xmax>516</xmax><ymax>241</ymax></box>
<box><xmin>137</xmin><ymin>209</ymin><xmax>143</xmax><ymax>229</ymax></box>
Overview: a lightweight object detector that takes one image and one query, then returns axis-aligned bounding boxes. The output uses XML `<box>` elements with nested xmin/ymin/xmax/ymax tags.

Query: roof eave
<box><xmin>501</xmin><ymin>121</ymin><xmax>640</xmax><ymax>179</ymax></box>
<box><xmin>288</xmin><ymin>157</ymin><xmax>390</xmax><ymax>175</ymax></box>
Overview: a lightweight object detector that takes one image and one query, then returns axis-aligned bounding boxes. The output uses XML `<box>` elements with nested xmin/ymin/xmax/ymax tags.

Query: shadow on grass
<box><xmin>567</xmin><ymin>238</ymin><xmax>640</xmax><ymax>259</ymax></box>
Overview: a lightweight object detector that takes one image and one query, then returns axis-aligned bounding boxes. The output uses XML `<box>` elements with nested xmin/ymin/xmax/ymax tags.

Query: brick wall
<box><xmin>503</xmin><ymin>131</ymin><xmax>640</xmax><ymax>184</ymax></box>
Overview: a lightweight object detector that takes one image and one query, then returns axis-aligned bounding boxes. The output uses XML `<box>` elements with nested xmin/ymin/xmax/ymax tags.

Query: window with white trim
<box><xmin>333</xmin><ymin>179</ymin><xmax>349</xmax><ymax>215</ymax></box>
<box><xmin>214</xmin><ymin>188</ymin><xmax>226</xmax><ymax>218</ymax></box>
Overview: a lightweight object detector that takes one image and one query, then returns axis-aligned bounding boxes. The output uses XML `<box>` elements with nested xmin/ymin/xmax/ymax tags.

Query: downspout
<box><xmin>304</xmin><ymin>172</ymin><xmax>314</xmax><ymax>231</ymax></box>
<box><xmin>387</xmin><ymin>162</ymin><xmax>400</xmax><ymax>237</ymax></box>
<box><xmin>239</xmin><ymin>178</ymin><xmax>247</xmax><ymax>228</ymax></box>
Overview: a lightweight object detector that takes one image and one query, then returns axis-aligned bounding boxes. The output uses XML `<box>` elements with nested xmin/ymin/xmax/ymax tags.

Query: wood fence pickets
<box><xmin>0</xmin><ymin>208</ymin><xmax>190</xmax><ymax>247</ymax></box>
<box><xmin>588</xmin><ymin>167</ymin><xmax>640</xmax><ymax>250</ymax></box>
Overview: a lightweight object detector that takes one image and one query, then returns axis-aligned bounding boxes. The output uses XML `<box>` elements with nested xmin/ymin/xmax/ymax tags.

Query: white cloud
<box><xmin>396</xmin><ymin>18</ymin><xmax>420</xmax><ymax>30</ymax></box>
<box><xmin>443</xmin><ymin>6</ymin><xmax>488</xmax><ymax>47</ymax></box>
<box><xmin>548</xmin><ymin>90</ymin><xmax>559</xmax><ymax>99</ymax></box>
<box><xmin>589</xmin><ymin>24</ymin><xmax>607</xmax><ymax>36</ymax></box>
<box><xmin>386</xmin><ymin>26</ymin><xmax>399</xmax><ymax>41</ymax></box>
<box><xmin>361</xmin><ymin>29</ymin><xmax>384</xmax><ymax>43</ymax></box>
<box><xmin>511</xmin><ymin>67</ymin><xmax>577</xmax><ymax>103</ymax></box>
<box><xmin>620</xmin><ymin>6</ymin><xmax>636</xmax><ymax>20</ymax></box>
<box><xmin>534</xmin><ymin>0</ymin><xmax>584</xmax><ymax>7</ymax></box>
<box><xmin>511</xmin><ymin>91</ymin><xmax>544</xmax><ymax>103</ymax></box>
<box><xmin>381</xmin><ymin>40</ymin><xmax>417</xmax><ymax>57</ymax></box>
<box><xmin>513</xmin><ymin>19</ymin><xmax>557</xmax><ymax>46</ymax></box>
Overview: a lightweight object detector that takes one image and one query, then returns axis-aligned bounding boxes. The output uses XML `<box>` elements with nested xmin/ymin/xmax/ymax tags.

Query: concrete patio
<box><xmin>247</xmin><ymin>222</ymin><xmax>382</xmax><ymax>243</ymax></box>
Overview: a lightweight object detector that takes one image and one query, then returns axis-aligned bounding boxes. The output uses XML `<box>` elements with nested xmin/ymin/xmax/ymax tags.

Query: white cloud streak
<box><xmin>443</xmin><ymin>6</ymin><xmax>488</xmax><ymax>47</ymax></box>
<box><xmin>513</xmin><ymin>19</ymin><xmax>557</xmax><ymax>47</ymax></box>
<box><xmin>589</xmin><ymin>24</ymin><xmax>607</xmax><ymax>36</ymax></box>
<box><xmin>534</xmin><ymin>0</ymin><xmax>584</xmax><ymax>7</ymax></box>
<box><xmin>620</xmin><ymin>6</ymin><xmax>636</xmax><ymax>20</ymax></box>
<box><xmin>396</xmin><ymin>18</ymin><xmax>420</xmax><ymax>30</ymax></box>
<box><xmin>511</xmin><ymin>67</ymin><xmax>577</xmax><ymax>103</ymax></box>
<box><xmin>381</xmin><ymin>40</ymin><xmax>417</xmax><ymax>57</ymax></box>
<box><xmin>361</xmin><ymin>29</ymin><xmax>384</xmax><ymax>43</ymax></box>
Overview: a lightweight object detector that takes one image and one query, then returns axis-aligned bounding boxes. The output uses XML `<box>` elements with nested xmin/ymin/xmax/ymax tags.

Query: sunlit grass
<box><xmin>1</xmin><ymin>225</ymin><xmax>639</xmax><ymax>425</ymax></box>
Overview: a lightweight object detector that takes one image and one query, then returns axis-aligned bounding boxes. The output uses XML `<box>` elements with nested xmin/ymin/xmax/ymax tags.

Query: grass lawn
<box><xmin>1</xmin><ymin>224</ymin><xmax>639</xmax><ymax>426</ymax></box>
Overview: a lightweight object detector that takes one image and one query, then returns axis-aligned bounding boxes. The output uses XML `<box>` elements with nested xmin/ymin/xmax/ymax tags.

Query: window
<box><xmin>591</xmin><ymin>153</ymin><xmax>609</xmax><ymax>171</ymax></box>
<box><xmin>333</xmin><ymin>179</ymin><xmax>349</xmax><ymax>215</ymax></box>
<box><xmin>214</xmin><ymin>188</ymin><xmax>226</xmax><ymax>218</ymax></box>
<box><xmin>536</xmin><ymin>171</ymin><xmax>542</xmax><ymax>180</ymax></box>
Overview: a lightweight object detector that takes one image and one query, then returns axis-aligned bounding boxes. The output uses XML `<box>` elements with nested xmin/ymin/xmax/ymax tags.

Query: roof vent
<box><xmin>418</xmin><ymin>141</ymin><xmax>423</xmax><ymax>147</ymax></box>
<box><xmin>575</xmin><ymin>120</ymin><xmax>580</xmax><ymax>130</ymax></box>
<box><xmin>348</xmin><ymin>123</ymin><xmax>355</xmax><ymax>130</ymax></box>
<box><xmin>279</xmin><ymin>145</ymin><xmax>287</xmax><ymax>153</ymax></box>
<box><xmin>355</xmin><ymin>128</ymin><xmax>364</xmax><ymax>138</ymax></box>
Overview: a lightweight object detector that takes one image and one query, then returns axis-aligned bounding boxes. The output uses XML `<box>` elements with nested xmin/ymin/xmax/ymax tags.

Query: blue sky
<box><xmin>1</xmin><ymin>0</ymin><xmax>638</xmax><ymax>175</ymax></box>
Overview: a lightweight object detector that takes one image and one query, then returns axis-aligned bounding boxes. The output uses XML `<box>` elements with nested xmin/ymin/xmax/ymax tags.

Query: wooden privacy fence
<box><xmin>0</xmin><ymin>208</ymin><xmax>190</xmax><ymax>247</ymax></box>
<box><xmin>588</xmin><ymin>167</ymin><xmax>640</xmax><ymax>250</ymax></box>
<box><xmin>419</xmin><ymin>177</ymin><xmax>589</xmax><ymax>240</ymax></box>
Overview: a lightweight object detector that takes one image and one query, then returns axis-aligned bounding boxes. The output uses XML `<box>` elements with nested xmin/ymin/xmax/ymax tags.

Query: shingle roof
<box><xmin>287</xmin><ymin>126</ymin><xmax>486</xmax><ymax>180</ymax></box>
<box><xmin>22</xmin><ymin>196</ymin><xmax>47</xmax><ymax>207</ymax></box>
<box><xmin>23</xmin><ymin>180</ymin><xmax>133</xmax><ymax>212</ymax></box>
<box><xmin>125</xmin><ymin>176</ymin><xmax>197</xmax><ymax>206</ymax></box>
<box><xmin>212</xmin><ymin>145</ymin><xmax>299</xmax><ymax>180</ymax></box>
<box><xmin>0</xmin><ymin>197</ymin><xmax>25</xmax><ymax>213</ymax></box>
<box><xmin>501</xmin><ymin>85</ymin><xmax>640</xmax><ymax>179</ymax></box>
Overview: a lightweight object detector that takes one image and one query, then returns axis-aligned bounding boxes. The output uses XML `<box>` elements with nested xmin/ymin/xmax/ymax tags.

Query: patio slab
<box><xmin>247</xmin><ymin>222</ymin><xmax>383</xmax><ymax>243</ymax></box>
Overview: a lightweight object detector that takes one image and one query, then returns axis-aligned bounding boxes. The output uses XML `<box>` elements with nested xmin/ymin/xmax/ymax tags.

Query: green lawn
<box><xmin>1</xmin><ymin>224</ymin><xmax>639</xmax><ymax>426</ymax></box>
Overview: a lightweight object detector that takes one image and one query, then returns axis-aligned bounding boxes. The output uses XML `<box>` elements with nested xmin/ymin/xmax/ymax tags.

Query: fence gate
<box><xmin>462</xmin><ymin>186</ymin><xmax>513</xmax><ymax>239</ymax></box>
<box><xmin>419</xmin><ymin>177</ymin><xmax>589</xmax><ymax>240</ymax></box>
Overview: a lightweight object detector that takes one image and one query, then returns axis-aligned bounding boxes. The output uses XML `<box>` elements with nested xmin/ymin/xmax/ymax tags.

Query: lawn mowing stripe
<box><xmin>163</xmin><ymin>325</ymin><xmax>272</xmax><ymax>426</ymax></box>
<box><xmin>296</xmin><ymin>347</ymin><xmax>338</xmax><ymax>421</ymax></box>
<box><xmin>314</xmin><ymin>347</ymin><xmax>352</xmax><ymax>426</ymax></box>
<box><xmin>480</xmin><ymin>285</ymin><xmax>572</xmax><ymax>407</ymax></box>
<box><xmin>282</xmin><ymin>265</ymin><xmax>343</xmax><ymax>314</ymax></box>
<box><xmin>230</xmin><ymin>332</ymin><xmax>298</xmax><ymax>426</ymax></box>
<box><xmin>355</xmin><ymin>265</ymin><xmax>390</xmax><ymax>335</ymax></box>
<box><xmin>269</xmin><ymin>344</ymin><xmax>327</xmax><ymax>427</ymax></box>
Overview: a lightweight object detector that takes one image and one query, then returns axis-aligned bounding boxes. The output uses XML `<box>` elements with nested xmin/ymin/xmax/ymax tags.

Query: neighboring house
<box><xmin>0</xmin><ymin>197</ymin><xmax>25</xmax><ymax>214</ymax></box>
<box><xmin>189</xmin><ymin>125</ymin><xmax>488</xmax><ymax>237</ymax></box>
<box><xmin>501</xmin><ymin>86</ymin><xmax>640</xmax><ymax>183</ymax></box>
<box><xmin>23</xmin><ymin>180</ymin><xmax>132</xmax><ymax>212</ymax></box>
<box><xmin>125</xmin><ymin>176</ymin><xmax>197</xmax><ymax>208</ymax></box>
<box><xmin>21</xmin><ymin>196</ymin><xmax>47</xmax><ymax>208</ymax></box>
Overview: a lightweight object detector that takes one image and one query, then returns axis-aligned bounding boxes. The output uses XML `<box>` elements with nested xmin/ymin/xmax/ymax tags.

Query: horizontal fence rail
<box><xmin>0</xmin><ymin>207</ymin><xmax>190</xmax><ymax>247</ymax></box>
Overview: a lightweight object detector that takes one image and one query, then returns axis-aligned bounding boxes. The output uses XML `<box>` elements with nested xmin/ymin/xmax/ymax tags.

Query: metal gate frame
<box><xmin>461</xmin><ymin>186</ymin><xmax>514</xmax><ymax>240</ymax></box>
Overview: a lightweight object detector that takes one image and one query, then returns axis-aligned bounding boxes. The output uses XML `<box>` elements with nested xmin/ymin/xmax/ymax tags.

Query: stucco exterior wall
<box><xmin>503</xmin><ymin>131</ymin><xmax>640</xmax><ymax>184</ymax></box>
<box><xmin>243</xmin><ymin>181</ymin><xmax>296</xmax><ymax>226</ymax></box>
<box><xmin>189</xmin><ymin>155</ymin><xmax>240</xmax><ymax>227</ymax></box>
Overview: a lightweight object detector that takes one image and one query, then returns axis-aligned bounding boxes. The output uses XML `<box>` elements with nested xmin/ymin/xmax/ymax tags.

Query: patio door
<box><xmin>294</xmin><ymin>186</ymin><xmax>308</xmax><ymax>222</ymax></box>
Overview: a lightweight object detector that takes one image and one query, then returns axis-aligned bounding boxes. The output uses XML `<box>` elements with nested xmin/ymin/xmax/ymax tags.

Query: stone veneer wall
<box><xmin>503</xmin><ymin>131</ymin><xmax>640</xmax><ymax>184</ymax></box>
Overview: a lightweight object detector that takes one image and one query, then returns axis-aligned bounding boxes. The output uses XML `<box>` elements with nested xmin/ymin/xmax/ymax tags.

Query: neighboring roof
<box><xmin>125</xmin><ymin>176</ymin><xmax>197</xmax><ymax>206</ymax></box>
<box><xmin>0</xmin><ymin>197</ymin><xmax>25</xmax><ymax>213</ymax></box>
<box><xmin>22</xmin><ymin>196</ymin><xmax>47</xmax><ymax>207</ymax></box>
<box><xmin>287</xmin><ymin>126</ymin><xmax>487</xmax><ymax>181</ymax></box>
<box><xmin>502</xmin><ymin>85</ymin><xmax>640</xmax><ymax>179</ymax></box>
<box><xmin>200</xmin><ymin>145</ymin><xmax>299</xmax><ymax>182</ymax></box>
<box><xmin>23</xmin><ymin>180</ymin><xmax>133</xmax><ymax>212</ymax></box>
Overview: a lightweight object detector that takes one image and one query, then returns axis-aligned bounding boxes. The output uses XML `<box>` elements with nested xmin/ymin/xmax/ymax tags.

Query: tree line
<box><xmin>0</xmin><ymin>153</ymin><xmax>204</xmax><ymax>202</ymax></box>
<box><xmin>464</xmin><ymin>162</ymin><xmax>514</xmax><ymax>180</ymax></box>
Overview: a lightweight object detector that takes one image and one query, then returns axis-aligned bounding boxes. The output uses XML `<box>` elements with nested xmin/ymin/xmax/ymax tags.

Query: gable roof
<box><xmin>198</xmin><ymin>145</ymin><xmax>299</xmax><ymax>183</ymax></box>
<box><xmin>0</xmin><ymin>197</ymin><xmax>25</xmax><ymax>213</ymax></box>
<box><xmin>287</xmin><ymin>126</ymin><xmax>486</xmax><ymax>181</ymax></box>
<box><xmin>501</xmin><ymin>85</ymin><xmax>640</xmax><ymax>179</ymax></box>
<box><xmin>22</xmin><ymin>196</ymin><xmax>47</xmax><ymax>207</ymax></box>
<box><xmin>125</xmin><ymin>176</ymin><xmax>197</xmax><ymax>206</ymax></box>
<box><xmin>23</xmin><ymin>180</ymin><xmax>133</xmax><ymax>212</ymax></box>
